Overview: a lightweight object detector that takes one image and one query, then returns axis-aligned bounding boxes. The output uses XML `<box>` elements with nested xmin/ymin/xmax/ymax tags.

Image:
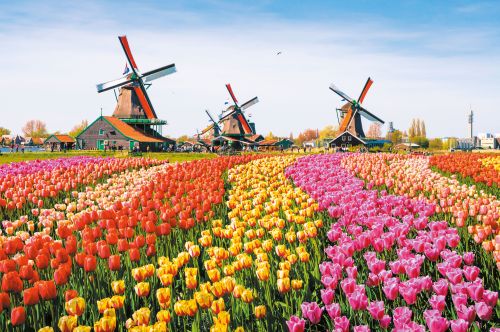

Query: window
<box><xmin>348</xmin><ymin>136</ymin><xmax>352</xmax><ymax>141</ymax></box>
<box><xmin>99</xmin><ymin>129</ymin><xmax>104</xmax><ymax>136</ymax></box>
<box><xmin>342</xmin><ymin>136</ymin><xmax>346</xmax><ymax>142</ymax></box>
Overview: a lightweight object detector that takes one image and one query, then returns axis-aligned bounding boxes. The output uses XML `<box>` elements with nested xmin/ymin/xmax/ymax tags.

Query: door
<box><xmin>97</xmin><ymin>140</ymin><xmax>104</xmax><ymax>150</ymax></box>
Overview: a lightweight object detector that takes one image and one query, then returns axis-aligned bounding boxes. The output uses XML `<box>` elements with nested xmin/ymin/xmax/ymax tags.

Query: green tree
<box><xmin>387</xmin><ymin>129</ymin><xmax>403</xmax><ymax>144</ymax></box>
<box><xmin>319</xmin><ymin>125</ymin><xmax>338</xmax><ymax>140</ymax></box>
<box><xmin>69</xmin><ymin>120</ymin><xmax>88</xmax><ymax>137</ymax></box>
<box><xmin>429</xmin><ymin>138</ymin><xmax>443</xmax><ymax>150</ymax></box>
<box><xmin>0</xmin><ymin>127</ymin><xmax>10</xmax><ymax>136</ymax></box>
<box><xmin>412</xmin><ymin>135</ymin><xmax>429</xmax><ymax>148</ymax></box>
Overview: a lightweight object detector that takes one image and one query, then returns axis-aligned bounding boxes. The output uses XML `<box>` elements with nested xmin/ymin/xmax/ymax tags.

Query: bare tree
<box><xmin>69</xmin><ymin>120</ymin><xmax>88</xmax><ymax>137</ymax></box>
<box><xmin>22</xmin><ymin>120</ymin><xmax>48</xmax><ymax>138</ymax></box>
<box><xmin>366</xmin><ymin>123</ymin><xmax>382</xmax><ymax>138</ymax></box>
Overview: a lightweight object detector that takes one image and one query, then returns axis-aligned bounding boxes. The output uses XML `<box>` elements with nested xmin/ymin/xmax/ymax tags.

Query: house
<box><xmin>45</xmin><ymin>134</ymin><xmax>76</xmax><ymax>151</ymax></box>
<box><xmin>328</xmin><ymin>131</ymin><xmax>366</xmax><ymax>149</ymax></box>
<box><xmin>364</xmin><ymin>139</ymin><xmax>392</xmax><ymax>149</ymax></box>
<box><xmin>77</xmin><ymin>116</ymin><xmax>175</xmax><ymax>151</ymax></box>
<box><xmin>480</xmin><ymin>137</ymin><xmax>498</xmax><ymax>149</ymax></box>
<box><xmin>1</xmin><ymin>135</ymin><xmax>13</xmax><ymax>146</ymax></box>
<box><xmin>24</xmin><ymin>137</ymin><xmax>44</xmax><ymax>146</ymax></box>
<box><xmin>393</xmin><ymin>142</ymin><xmax>420</xmax><ymax>151</ymax></box>
<box><xmin>258</xmin><ymin>138</ymin><xmax>293</xmax><ymax>151</ymax></box>
<box><xmin>303</xmin><ymin>140</ymin><xmax>317</xmax><ymax>148</ymax></box>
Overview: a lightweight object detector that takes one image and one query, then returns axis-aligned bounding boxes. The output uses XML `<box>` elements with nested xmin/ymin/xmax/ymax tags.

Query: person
<box><xmin>21</xmin><ymin>145</ymin><xmax>24</xmax><ymax>153</ymax></box>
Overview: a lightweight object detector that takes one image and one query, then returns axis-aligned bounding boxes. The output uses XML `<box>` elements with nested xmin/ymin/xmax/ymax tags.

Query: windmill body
<box><xmin>330</xmin><ymin>77</ymin><xmax>384</xmax><ymax>140</ymax></box>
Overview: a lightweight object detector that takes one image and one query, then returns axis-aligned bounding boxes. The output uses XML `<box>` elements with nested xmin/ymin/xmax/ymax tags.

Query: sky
<box><xmin>1</xmin><ymin>0</ymin><xmax>499</xmax><ymax>138</ymax></box>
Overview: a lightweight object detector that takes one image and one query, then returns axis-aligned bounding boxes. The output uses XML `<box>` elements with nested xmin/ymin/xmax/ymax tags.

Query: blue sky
<box><xmin>1</xmin><ymin>0</ymin><xmax>499</xmax><ymax>138</ymax></box>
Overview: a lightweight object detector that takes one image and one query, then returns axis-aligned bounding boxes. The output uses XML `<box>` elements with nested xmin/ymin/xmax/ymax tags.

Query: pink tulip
<box><xmin>463</xmin><ymin>265</ymin><xmax>480</xmax><ymax>281</ymax></box>
<box><xmin>432</xmin><ymin>279</ymin><xmax>448</xmax><ymax>296</ymax></box>
<box><xmin>334</xmin><ymin>316</ymin><xmax>350</xmax><ymax>332</ymax></box>
<box><xmin>483</xmin><ymin>290</ymin><xmax>498</xmax><ymax>307</ymax></box>
<box><xmin>340</xmin><ymin>278</ymin><xmax>356</xmax><ymax>295</ymax></box>
<box><xmin>347</xmin><ymin>291</ymin><xmax>368</xmax><ymax>310</ymax></box>
<box><xmin>367</xmin><ymin>301</ymin><xmax>385</xmax><ymax>320</ymax></box>
<box><xmin>456</xmin><ymin>304</ymin><xmax>476</xmax><ymax>322</ymax></box>
<box><xmin>320</xmin><ymin>288</ymin><xmax>335</xmax><ymax>305</ymax></box>
<box><xmin>353</xmin><ymin>325</ymin><xmax>370</xmax><ymax>332</ymax></box>
<box><xmin>286</xmin><ymin>315</ymin><xmax>305</xmax><ymax>332</ymax></box>
<box><xmin>467</xmin><ymin>280</ymin><xmax>484</xmax><ymax>301</ymax></box>
<box><xmin>383</xmin><ymin>279</ymin><xmax>399</xmax><ymax>300</ymax></box>
<box><xmin>346</xmin><ymin>266</ymin><xmax>358</xmax><ymax>279</ymax></box>
<box><xmin>475</xmin><ymin>301</ymin><xmax>492</xmax><ymax>321</ymax></box>
<box><xmin>399</xmin><ymin>284</ymin><xmax>417</xmax><ymax>305</ymax></box>
<box><xmin>450</xmin><ymin>319</ymin><xmax>469</xmax><ymax>332</ymax></box>
<box><xmin>429</xmin><ymin>295</ymin><xmax>446</xmax><ymax>312</ymax></box>
<box><xmin>446</xmin><ymin>268</ymin><xmax>463</xmax><ymax>285</ymax></box>
<box><xmin>462</xmin><ymin>252</ymin><xmax>475</xmax><ymax>265</ymax></box>
<box><xmin>325</xmin><ymin>302</ymin><xmax>341</xmax><ymax>319</ymax></box>
<box><xmin>425</xmin><ymin>313</ymin><xmax>449</xmax><ymax>332</ymax></box>
<box><xmin>393</xmin><ymin>307</ymin><xmax>412</xmax><ymax>328</ymax></box>
<box><xmin>380</xmin><ymin>315</ymin><xmax>391</xmax><ymax>329</ymax></box>
<box><xmin>452</xmin><ymin>294</ymin><xmax>469</xmax><ymax>309</ymax></box>
<box><xmin>300</xmin><ymin>302</ymin><xmax>323</xmax><ymax>324</ymax></box>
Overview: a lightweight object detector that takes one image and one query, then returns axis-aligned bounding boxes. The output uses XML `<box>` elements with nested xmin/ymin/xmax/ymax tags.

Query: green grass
<box><xmin>0</xmin><ymin>151</ymin><xmax>217</xmax><ymax>164</ymax></box>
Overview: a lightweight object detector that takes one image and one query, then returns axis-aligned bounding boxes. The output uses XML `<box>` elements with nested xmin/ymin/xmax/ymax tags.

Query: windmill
<box><xmin>96</xmin><ymin>35</ymin><xmax>176</xmax><ymax>136</ymax></box>
<box><xmin>329</xmin><ymin>77</ymin><xmax>384</xmax><ymax>138</ymax></box>
<box><xmin>218</xmin><ymin>84</ymin><xmax>259</xmax><ymax>138</ymax></box>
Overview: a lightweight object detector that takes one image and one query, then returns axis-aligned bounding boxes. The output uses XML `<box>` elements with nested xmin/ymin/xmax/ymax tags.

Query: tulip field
<box><xmin>0</xmin><ymin>153</ymin><xmax>498</xmax><ymax>331</ymax></box>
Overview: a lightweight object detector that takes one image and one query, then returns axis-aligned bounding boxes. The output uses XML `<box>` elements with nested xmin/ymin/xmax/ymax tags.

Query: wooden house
<box><xmin>45</xmin><ymin>134</ymin><xmax>76</xmax><ymax>151</ymax></box>
<box><xmin>76</xmin><ymin>116</ymin><xmax>175</xmax><ymax>151</ymax></box>
<box><xmin>328</xmin><ymin>131</ymin><xmax>366</xmax><ymax>149</ymax></box>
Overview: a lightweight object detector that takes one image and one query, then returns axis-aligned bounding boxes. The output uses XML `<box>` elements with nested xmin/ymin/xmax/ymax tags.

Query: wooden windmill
<box><xmin>218</xmin><ymin>84</ymin><xmax>259</xmax><ymax>137</ymax></box>
<box><xmin>329</xmin><ymin>77</ymin><xmax>384</xmax><ymax>138</ymax></box>
<box><xmin>96</xmin><ymin>36</ymin><xmax>176</xmax><ymax>135</ymax></box>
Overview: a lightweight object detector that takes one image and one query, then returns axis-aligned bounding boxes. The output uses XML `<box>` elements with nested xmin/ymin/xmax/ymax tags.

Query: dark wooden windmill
<box><xmin>96</xmin><ymin>35</ymin><xmax>176</xmax><ymax>138</ymax></box>
<box><xmin>329</xmin><ymin>77</ymin><xmax>384</xmax><ymax>138</ymax></box>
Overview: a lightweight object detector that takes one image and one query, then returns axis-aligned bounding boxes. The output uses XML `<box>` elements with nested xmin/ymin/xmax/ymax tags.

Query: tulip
<box><xmin>65</xmin><ymin>297</ymin><xmax>85</xmax><ymax>316</ymax></box>
<box><xmin>11</xmin><ymin>306</ymin><xmax>25</xmax><ymax>326</ymax></box>
<box><xmin>134</xmin><ymin>282</ymin><xmax>150</xmax><ymax>297</ymax></box>
<box><xmin>367</xmin><ymin>301</ymin><xmax>385</xmax><ymax>320</ymax></box>
<box><xmin>450</xmin><ymin>319</ymin><xmax>469</xmax><ymax>332</ymax></box>
<box><xmin>111</xmin><ymin>280</ymin><xmax>125</xmax><ymax>295</ymax></box>
<box><xmin>64</xmin><ymin>289</ymin><xmax>78</xmax><ymax>302</ymax></box>
<box><xmin>23</xmin><ymin>287</ymin><xmax>39</xmax><ymax>306</ymax></box>
<box><xmin>286</xmin><ymin>315</ymin><xmax>305</xmax><ymax>332</ymax></box>
<box><xmin>475</xmin><ymin>301</ymin><xmax>492</xmax><ymax>321</ymax></box>
<box><xmin>254</xmin><ymin>305</ymin><xmax>266</xmax><ymax>319</ymax></box>
<box><xmin>334</xmin><ymin>316</ymin><xmax>350</xmax><ymax>332</ymax></box>
<box><xmin>157</xmin><ymin>310</ymin><xmax>171</xmax><ymax>323</ymax></box>
<box><xmin>325</xmin><ymin>302</ymin><xmax>341</xmax><ymax>319</ymax></box>
<box><xmin>300</xmin><ymin>302</ymin><xmax>323</xmax><ymax>324</ymax></box>
<box><xmin>58</xmin><ymin>315</ymin><xmax>77</xmax><ymax>332</ymax></box>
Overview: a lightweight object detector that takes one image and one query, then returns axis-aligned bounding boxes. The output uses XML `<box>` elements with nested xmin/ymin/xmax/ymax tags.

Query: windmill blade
<box><xmin>236</xmin><ymin>113</ymin><xmax>253</xmax><ymax>134</ymax></box>
<box><xmin>359</xmin><ymin>107</ymin><xmax>384</xmax><ymax>124</ymax></box>
<box><xmin>96</xmin><ymin>76</ymin><xmax>133</xmax><ymax>93</ymax></box>
<box><xmin>225</xmin><ymin>83</ymin><xmax>238</xmax><ymax>105</ymax></box>
<box><xmin>240</xmin><ymin>97</ymin><xmax>259</xmax><ymax>111</ymax></box>
<box><xmin>329</xmin><ymin>83</ymin><xmax>355</xmax><ymax>104</ymax></box>
<box><xmin>133</xmin><ymin>86</ymin><xmax>157</xmax><ymax>119</ymax></box>
<box><xmin>205</xmin><ymin>110</ymin><xmax>221</xmax><ymax>131</ymax></box>
<box><xmin>118</xmin><ymin>36</ymin><xmax>139</xmax><ymax>73</ymax></box>
<box><xmin>219</xmin><ymin>109</ymin><xmax>236</xmax><ymax>122</ymax></box>
<box><xmin>200</xmin><ymin>124</ymin><xmax>214</xmax><ymax>135</ymax></box>
<box><xmin>357</xmin><ymin>77</ymin><xmax>373</xmax><ymax>104</ymax></box>
<box><xmin>142</xmin><ymin>64</ymin><xmax>176</xmax><ymax>83</ymax></box>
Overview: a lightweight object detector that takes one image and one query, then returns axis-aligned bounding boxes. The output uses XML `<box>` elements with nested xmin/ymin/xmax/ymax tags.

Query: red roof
<box><xmin>52</xmin><ymin>135</ymin><xmax>75</xmax><ymax>143</ymax></box>
<box><xmin>104</xmin><ymin>116</ymin><xmax>164</xmax><ymax>143</ymax></box>
<box><xmin>258</xmin><ymin>139</ymin><xmax>279</xmax><ymax>146</ymax></box>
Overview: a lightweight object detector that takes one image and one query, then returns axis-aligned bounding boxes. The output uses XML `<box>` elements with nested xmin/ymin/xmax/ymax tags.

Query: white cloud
<box><xmin>0</xmin><ymin>3</ymin><xmax>499</xmax><ymax>138</ymax></box>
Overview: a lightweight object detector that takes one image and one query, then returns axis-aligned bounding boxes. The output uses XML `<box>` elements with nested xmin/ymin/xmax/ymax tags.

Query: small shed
<box><xmin>45</xmin><ymin>134</ymin><xmax>76</xmax><ymax>151</ymax></box>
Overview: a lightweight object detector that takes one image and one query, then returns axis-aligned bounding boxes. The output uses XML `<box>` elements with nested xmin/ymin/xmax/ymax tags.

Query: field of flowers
<box><xmin>430</xmin><ymin>154</ymin><xmax>500</xmax><ymax>195</ymax></box>
<box><xmin>0</xmin><ymin>153</ymin><xmax>498</xmax><ymax>331</ymax></box>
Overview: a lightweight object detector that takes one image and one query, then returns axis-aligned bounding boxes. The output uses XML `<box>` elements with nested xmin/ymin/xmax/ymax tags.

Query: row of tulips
<box><xmin>340</xmin><ymin>153</ymin><xmax>500</xmax><ymax>269</ymax></box>
<box><xmin>119</xmin><ymin>156</ymin><xmax>327</xmax><ymax>331</ymax></box>
<box><xmin>0</xmin><ymin>155</ymin><xmax>265</xmax><ymax>330</ymax></box>
<box><xmin>0</xmin><ymin>156</ymin><xmax>164</xmax><ymax>218</ymax></box>
<box><xmin>285</xmin><ymin>154</ymin><xmax>499</xmax><ymax>332</ymax></box>
<box><xmin>429</xmin><ymin>153</ymin><xmax>500</xmax><ymax>190</ymax></box>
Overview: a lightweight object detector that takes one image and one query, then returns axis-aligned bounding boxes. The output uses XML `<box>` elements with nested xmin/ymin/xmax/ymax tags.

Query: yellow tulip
<box><xmin>195</xmin><ymin>290</ymin><xmax>214</xmax><ymax>309</ymax></box>
<box><xmin>38</xmin><ymin>327</ymin><xmax>55</xmax><ymax>332</ymax></box>
<box><xmin>241</xmin><ymin>289</ymin><xmax>254</xmax><ymax>303</ymax></box>
<box><xmin>277</xmin><ymin>278</ymin><xmax>291</xmax><ymax>293</ymax></box>
<box><xmin>211</xmin><ymin>298</ymin><xmax>225</xmax><ymax>314</ymax></box>
<box><xmin>254</xmin><ymin>305</ymin><xmax>266</xmax><ymax>319</ymax></box>
<box><xmin>134</xmin><ymin>282</ymin><xmax>150</xmax><ymax>297</ymax></box>
<box><xmin>291</xmin><ymin>279</ymin><xmax>303</xmax><ymax>290</ymax></box>
<box><xmin>156</xmin><ymin>310</ymin><xmax>171</xmax><ymax>323</ymax></box>
<box><xmin>110</xmin><ymin>295</ymin><xmax>125</xmax><ymax>309</ymax></box>
<box><xmin>132</xmin><ymin>307</ymin><xmax>151</xmax><ymax>326</ymax></box>
<box><xmin>58</xmin><ymin>315</ymin><xmax>77</xmax><ymax>332</ymax></box>
<box><xmin>111</xmin><ymin>280</ymin><xmax>125</xmax><ymax>295</ymax></box>
<box><xmin>65</xmin><ymin>296</ymin><xmax>86</xmax><ymax>316</ymax></box>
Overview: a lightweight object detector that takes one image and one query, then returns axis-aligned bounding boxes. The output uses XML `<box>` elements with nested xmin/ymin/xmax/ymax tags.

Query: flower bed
<box><xmin>285</xmin><ymin>154</ymin><xmax>499</xmax><ymax>331</ymax></box>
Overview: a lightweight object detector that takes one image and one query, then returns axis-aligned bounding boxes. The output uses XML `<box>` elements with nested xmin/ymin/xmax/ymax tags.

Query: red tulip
<box><xmin>38</xmin><ymin>280</ymin><xmax>57</xmax><ymax>301</ymax></box>
<box><xmin>19</xmin><ymin>265</ymin><xmax>34</xmax><ymax>280</ymax></box>
<box><xmin>11</xmin><ymin>306</ymin><xmax>25</xmax><ymax>326</ymax></box>
<box><xmin>54</xmin><ymin>267</ymin><xmax>69</xmax><ymax>286</ymax></box>
<box><xmin>65</xmin><ymin>289</ymin><xmax>78</xmax><ymax>302</ymax></box>
<box><xmin>84</xmin><ymin>255</ymin><xmax>97</xmax><ymax>272</ymax></box>
<box><xmin>129</xmin><ymin>248</ymin><xmax>140</xmax><ymax>262</ymax></box>
<box><xmin>108</xmin><ymin>255</ymin><xmax>120</xmax><ymax>271</ymax></box>
<box><xmin>23</xmin><ymin>287</ymin><xmax>39</xmax><ymax>306</ymax></box>
<box><xmin>1</xmin><ymin>271</ymin><xmax>23</xmax><ymax>293</ymax></box>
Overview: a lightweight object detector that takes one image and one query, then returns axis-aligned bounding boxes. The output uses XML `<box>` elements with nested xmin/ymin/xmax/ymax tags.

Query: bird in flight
<box><xmin>276</xmin><ymin>51</ymin><xmax>282</xmax><ymax>55</ymax></box>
